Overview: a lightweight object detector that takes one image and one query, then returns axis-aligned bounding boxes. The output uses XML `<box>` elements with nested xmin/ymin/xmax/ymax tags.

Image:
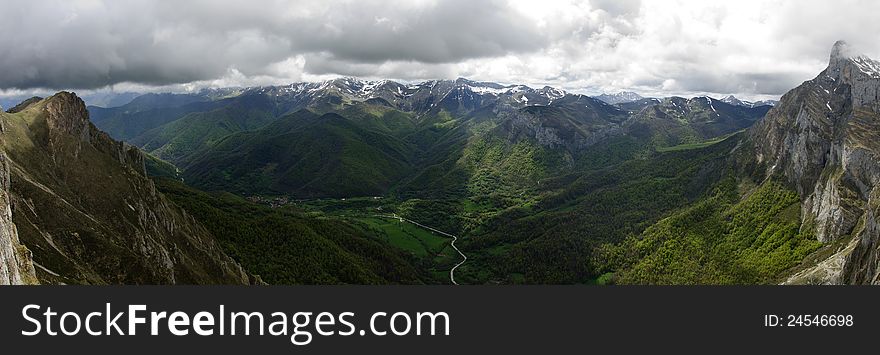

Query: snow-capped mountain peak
<box><xmin>721</xmin><ymin>95</ymin><xmax>777</xmax><ymax>108</ymax></box>
<box><xmin>593</xmin><ymin>91</ymin><xmax>644</xmax><ymax>104</ymax></box>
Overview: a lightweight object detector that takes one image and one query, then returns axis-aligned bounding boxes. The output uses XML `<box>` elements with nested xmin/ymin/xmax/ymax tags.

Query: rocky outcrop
<box><xmin>43</xmin><ymin>92</ymin><xmax>145</xmax><ymax>172</ymax></box>
<box><xmin>503</xmin><ymin>108</ymin><xmax>622</xmax><ymax>151</ymax></box>
<box><xmin>0</xmin><ymin>123</ymin><xmax>38</xmax><ymax>285</ymax></box>
<box><xmin>752</xmin><ymin>41</ymin><xmax>880</xmax><ymax>284</ymax></box>
<box><xmin>630</xmin><ymin>96</ymin><xmax>770</xmax><ymax>139</ymax></box>
<box><xmin>496</xmin><ymin>95</ymin><xmax>628</xmax><ymax>152</ymax></box>
<box><xmin>0</xmin><ymin>93</ymin><xmax>253</xmax><ymax>284</ymax></box>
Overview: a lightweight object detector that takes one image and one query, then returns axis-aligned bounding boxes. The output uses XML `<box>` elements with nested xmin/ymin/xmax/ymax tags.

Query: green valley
<box><xmin>81</xmin><ymin>76</ymin><xmax>810</xmax><ymax>285</ymax></box>
<box><xmin>14</xmin><ymin>47</ymin><xmax>866</xmax><ymax>286</ymax></box>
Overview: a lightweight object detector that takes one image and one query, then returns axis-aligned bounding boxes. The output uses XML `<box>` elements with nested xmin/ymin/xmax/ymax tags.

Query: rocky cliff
<box><xmin>2</xmin><ymin>97</ymin><xmax>39</xmax><ymax>284</ymax></box>
<box><xmin>750</xmin><ymin>41</ymin><xmax>880</xmax><ymax>284</ymax></box>
<box><xmin>1</xmin><ymin>150</ymin><xmax>38</xmax><ymax>285</ymax></box>
<box><xmin>0</xmin><ymin>92</ymin><xmax>253</xmax><ymax>284</ymax></box>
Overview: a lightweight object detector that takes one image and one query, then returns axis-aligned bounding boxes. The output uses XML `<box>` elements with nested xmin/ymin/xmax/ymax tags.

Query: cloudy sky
<box><xmin>2</xmin><ymin>0</ymin><xmax>879</xmax><ymax>103</ymax></box>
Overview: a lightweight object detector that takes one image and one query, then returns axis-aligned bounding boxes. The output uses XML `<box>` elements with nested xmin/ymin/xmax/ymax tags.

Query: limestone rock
<box><xmin>752</xmin><ymin>41</ymin><xmax>880</xmax><ymax>284</ymax></box>
<box><xmin>0</xmin><ymin>148</ymin><xmax>38</xmax><ymax>284</ymax></box>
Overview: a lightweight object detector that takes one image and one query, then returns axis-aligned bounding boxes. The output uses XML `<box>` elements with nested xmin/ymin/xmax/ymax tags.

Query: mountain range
<box><xmin>593</xmin><ymin>91</ymin><xmax>646</xmax><ymax>104</ymax></box>
<box><xmin>3</xmin><ymin>41</ymin><xmax>878</xmax><ymax>285</ymax></box>
<box><xmin>721</xmin><ymin>95</ymin><xmax>779</xmax><ymax>108</ymax></box>
<box><xmin>84</xmin><ymin>77</ymin><xmax>772</xmax><ymax>199</ymax></box>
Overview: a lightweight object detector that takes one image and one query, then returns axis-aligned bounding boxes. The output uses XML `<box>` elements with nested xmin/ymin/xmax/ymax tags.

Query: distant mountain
<box><xmin>5</xmin><ymin>97</ymin><xmax>43</xmax><ymax>114</ymax></box>
<box><xmin>754</xmin><ymin>99</ymin><xmax>779</xmax><ymax>106</ymax></box>
<box><xmin>594</xmin><ymin>91</ymin><xmax>645</xmax><ymax>104</ymax></box>
<box><xmin>396</xmin><ymin>93</ymin><xmax>631</xmax><ymax>199</ymax></box>
<box><xmin>614</xmin><ymin>97</ymin><xmax>663</xmax><ymax>111</ymax></box>
<box><xmin>626</xmin><ymin>96</ymin><xmax>771</xmax><ymax>140</ymax></box>
<box><xmin>79</xmin><ymin>74</ymin><xmax>774</xmax><ymax>201</ymax></box>
<box><xmin>183</xmin><ymin>109</ymin><xmax>417</xmax><ymax>198</ymax></box>
<box><xmin>95</xmin><ymin>78</ymin><xmax>574</xmax><ymax>168</ymax></box>
<box><xmin>80</xmin><ymin>92</ymin><xmax>141</xmax><ymax>108</ymax></box>
<box><xmin>87</xmin><ymin>88</ymin><xmax>247</xmax><ymax>141</ymax></box>
<box><xmin>175</xmin><ymin>78</ymin><xmax>767</xmax><ymax>201</ymax></box>
<box><xmin>720</xmin><ymin>95</ymin><xmax>746</xmax><ymax>106</ymax></box>
<box><xmin>130</xmin><ymin>94</ymin><xmax>278</xmax><ymax>165</ymax></box>
<box><xmin>2</xmin><ymin>92</ymin><xmax>144</xmax><ymax>113</ymax></box>
<box><xmin>243</xmin><ymin>77</ymin><xmax>567</xmax><ymax>114</ymax></box>
<box><xmin>721</xmin><ymin>95</ymin><xmax>778</xmax><ymax>108</ymax></box>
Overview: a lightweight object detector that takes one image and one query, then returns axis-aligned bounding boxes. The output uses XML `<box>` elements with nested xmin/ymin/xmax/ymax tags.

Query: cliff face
<box><xmin>0</xmin><ymin>151</ymin><xmax>38</xmax><ymax>285</ymax></box>
<box><xmin>0</xmin><ymin>92</ymin><xmax>253</xmax><ymax>284</ymax></box>
<box><xmin>751</xmin><ymin>41</ymin><xmax>880</xmax><ymax>284</ymax></box>
<box><xmin>1</xmin><ymin>97</ymin><xmax>39</xmax><ymax>285</ymax></box>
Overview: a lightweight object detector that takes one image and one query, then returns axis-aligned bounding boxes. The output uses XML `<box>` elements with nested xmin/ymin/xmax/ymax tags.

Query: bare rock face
<box><xmin>43</xmin><ymin>92</ymin><xmax>145</xmax><ymax>173</ymax></box>
<box><xmin>753</xmin><ymin>41</ymin><xmax>880</xmax><ymax>284</ymax></box>
<box><xmin>0</xmin><ymin>93</ymin><xmax>253</xmax><ymax>284</ymax></box>
<box><xmin>45</xmin><ymin>92</ymin><xmax>92</xmax><ymax>151</ymax></box>
<box><xmin>498</xmin><ymin>97</ymin><xmax>626</xmax><ymax>152</ymax></box>
<box><xmin>0</xmin><ymin>133</ymin><xmax>38</xmax><ymax>285</ymax></box>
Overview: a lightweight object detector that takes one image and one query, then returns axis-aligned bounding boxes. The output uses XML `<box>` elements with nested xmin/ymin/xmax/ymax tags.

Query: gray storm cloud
<box><xmin>0</xmin><ymin>0</ymin><xmax>544</xmax><ymax>90</ymax></box>
<box><xmin>2</xmin><ymin>0</ymin><xmax>880</xmax><ymax>99</ymax></box>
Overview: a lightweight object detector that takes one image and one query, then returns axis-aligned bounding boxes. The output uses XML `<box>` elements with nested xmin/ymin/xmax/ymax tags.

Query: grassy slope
<box><xmin>608</xmin><ymin>179</ymin><xmax>821</xmax><ymax>284</ymax></box>
<box><xmin>458</xmin><ymin>135</ymin><xmax>741</xmax><ymax>284</ymax></box>
<box><xmin>183</xmin><ymin>110</ymin><xmax>417</xmax><ymax>198</ymax></box>
<box><xmin>155</xmin><ymin>178</ymin><xmax>426</xmax><ymax>284</ymax></box>
<box><xmin>456</xmin><ymin>130</ymin><xmax>821</xmax><ymax>284</ymax></box>
<box><xmin>133</xmin><ymin>105</ymin><xmax>275</xmax><ymax>165</ymax></box>
<box><xmin>353</xmin><ymin>217</ymin><xmax>449</xmax><ymax>258</ymax></box>
<box><xmin>89</xmin><ymin>97</ymin><xmax>223</xmax><ymax>141</ymax></box>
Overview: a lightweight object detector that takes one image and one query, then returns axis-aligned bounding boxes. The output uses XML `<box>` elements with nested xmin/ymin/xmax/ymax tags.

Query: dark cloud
<box><xmin>2</xmin><ymin>0</ymin><xmax>880</xmax><ymax>100</ymax></box>
<box><xmin>0</xmin><ymin>0</ymin><xmax>544</xmax><ymax>90</ymax></box>
<box><xmin>283</xmin><ymin>0</ymin><xmax>545</xmax><ymax>64</ymax></box>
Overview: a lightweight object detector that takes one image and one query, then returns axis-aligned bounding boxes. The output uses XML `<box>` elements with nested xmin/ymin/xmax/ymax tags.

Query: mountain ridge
<box><xmin>0</xmin><ymin>92</ymin><xmax>255</xmax><ymax>284</ymax></box>
<box><xmin>594</xmin><ymin>91</ymin><xmax>645</xmax><ymax>104</ymax></box>
<box><xmin>748</xmin><ymin>40</ymin><xmax>880</xmax><ymax>284</ymax></box>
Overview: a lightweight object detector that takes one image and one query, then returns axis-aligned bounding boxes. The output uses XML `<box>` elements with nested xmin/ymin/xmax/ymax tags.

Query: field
<box><xmin>266</xmin><ymin>196</ymin><xmax>464</xmax><ymax>283</ymax></box>
<box><xmin>354</xmin><ymin>216</ymin><xmax>450</xmax><ymax>258</ymax></box>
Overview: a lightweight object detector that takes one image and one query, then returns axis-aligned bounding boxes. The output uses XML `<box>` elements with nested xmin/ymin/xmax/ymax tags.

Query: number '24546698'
<box><xmin>764</xmin><ymin>314</ymin><xmax>853</xmax><ymax>327</ymax></box>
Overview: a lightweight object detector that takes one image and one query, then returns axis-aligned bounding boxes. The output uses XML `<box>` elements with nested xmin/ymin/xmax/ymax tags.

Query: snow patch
<box><xmin>852</xmin><ymin>56</ymin><xmax>880</xmax><ymax>78</ymax></box>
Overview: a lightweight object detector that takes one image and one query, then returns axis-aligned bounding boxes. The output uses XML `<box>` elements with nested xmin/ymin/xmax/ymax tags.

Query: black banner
<box><xmin>0</xmin><ymin>286</ymin><xmax>875</xmax><ymax>353</ymax></box>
